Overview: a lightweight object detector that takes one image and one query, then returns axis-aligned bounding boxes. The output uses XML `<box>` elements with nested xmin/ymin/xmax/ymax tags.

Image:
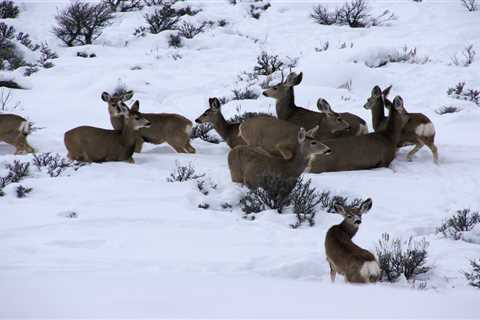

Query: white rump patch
<box><xmin>360</xmin><ymin>260</ymin><xmax>381</xmax><ymax>281</ymax></box>
<box><xmin>18</xmin><ymin>121</ymin><xmax>31</xmax><ymax>134</ymax></box>
<box><xmin>415</xmin><ymin>123</ymin><xmax>435</xmax><ymax>137</ymax></box>
<box><xmin>185</xmin><ymin>123</ymin><xmax>192</xmax><ymax>137</ymax></box>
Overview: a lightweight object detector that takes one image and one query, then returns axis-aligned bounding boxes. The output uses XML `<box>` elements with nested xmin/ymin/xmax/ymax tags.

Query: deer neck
<box><xmin>371</xmin><ymin>98</ymin><xmax>386</xmax><ymax>131</ymax></box>
<box><xmin>382</xmin><ymin>106</ymin><xmax>403</xmax><ymax>145</ymax></box>
<box><xmin>290</xmin><ymin>144</ymin><xmax>310</xmax><ymax>175</ymax></box>
<box><xmin>339</xmin><ymin>220</ymin><xmax>359</xmax><ymax>239</ymax></box>
<box><xmin>211</xmin><ymin>112</ymin><xmax>230</xmax><ymax>139</ymax></box>
<box><xmin>275</xmin><ymin>88</ymin><xmax>296</xmax><ymax>120</ymax></box>
<box><xmin>121</xmin><ymin>124</ymin><xmax>140</xmax><ymax>148</ymax></box>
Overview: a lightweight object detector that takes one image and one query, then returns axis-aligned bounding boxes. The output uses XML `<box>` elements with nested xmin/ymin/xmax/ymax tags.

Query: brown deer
<box><xmin>262</xmin><ymin>72</ymin><xmax>368</xmax><ymax>138</ymax></box>
<box><xmin>308</xmin><ymin>90</ymin><xmax>409</xmax><ymax>173</ymax></box>
<box><xmin>195</xmin><ymin>97</ymin><xmax>246</xmax><ymax>148</ymax></box>
<box><xmin>325</xmin><ymin>198</ymin><xmax>381</xmax><ymax>283</ymax></box>
<box><xmin>101</xmin><ymin>91</ymin><xmax>195</xmax><ymax>154</ymax></box>
<box><xmin>65</xmin><ymin>101</ymin><xmax>151</xmax><ymax>163</ymax></box>
<box><xmin>228</xmin><ymin>127</ymin><xmax>332</xmax><ymax>189</ymax></box>
<box><xmin>363</xmin><ymin>86</ymin><xmax>438</xmax><ymax>163</ymax></box>
<box><xmin>0</xmin><ymin>114</ymin><xmax>34</xmax><ymax>154</ymax></box>
<box><xmin>239</xmin><ymin>115</ymin><xmax>322</xmax><ymax>161</ymax></box>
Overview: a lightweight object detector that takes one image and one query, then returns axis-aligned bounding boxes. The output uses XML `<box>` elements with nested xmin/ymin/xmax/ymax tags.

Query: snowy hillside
<box><xmin>1</xmin><ymin>0</ymin><xmax>479</xmax><ymax>317</ymax></box>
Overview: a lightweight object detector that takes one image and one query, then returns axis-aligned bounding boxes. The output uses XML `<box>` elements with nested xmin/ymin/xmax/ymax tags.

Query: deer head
<box><xmin>333</xmin><ymin>198</ymin><xmax>373</xmax><ymax>227</ymax></box>
<box><xmin>262</xmin><ymin>71</ymin><xmax>303</xmax><ymax>100</ymax></box>
<box><xmin>101</xmin><ymin>91</ymin><xmax>133</xmax><ymax>117</ymax></box>
<box><xmin>316</xmin><ymin>98</ymin><xmax>352</xmax><ymax>134</ymax></box>
<box><xmin>195</xmin><ymin>98</ymin><xmax>221</xmax><ymax>124</ymax></box>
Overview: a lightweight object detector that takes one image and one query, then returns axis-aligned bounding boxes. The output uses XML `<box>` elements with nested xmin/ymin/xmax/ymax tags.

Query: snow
<box><xmin>1</xmin><ymin>0</ymin><xmax>479</xmax><ymax>317</ymax></box>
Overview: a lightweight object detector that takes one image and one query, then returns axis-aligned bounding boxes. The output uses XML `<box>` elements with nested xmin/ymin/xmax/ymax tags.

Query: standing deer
<box><xmin>0</xmin><ymin>114</ymin><xmax>34</xmax><ymax>154</ymax></box>
<box><xmin>228</xmin><ymin>127</ymin><xmax>332</xmax><ymax>189</ymax></box>
<box><xmin>262</xmin><ymin>72</ymin><xmax>368</xmax><ymax>138</ymax></box>
<box><xmin>325</xmin><ymin>198</ymin><xmax>381</xmax><ymax>284</ymax></box>
<box><xmin>65</xmin><ymin>101</ymin><xmax>151</xmax><ymax>163</ymax></box>
<box><xmin>101</xmin><ymin>91</ymin><xmax>195</xmax><ymax>154</ymax></box>
<box><xmin>195</xmin><ymin>97</ymin><xmax>246</xmax><ymax>148</ymax></box>
<box><xmin>363</xmin><ymin>86</ymin><xmax>438</xmax><ymax>163</ymax></box>
<box><xmin>308</xmin><ymin>89</ymin><xmax>409</xmax><ymax>173</ymax></box>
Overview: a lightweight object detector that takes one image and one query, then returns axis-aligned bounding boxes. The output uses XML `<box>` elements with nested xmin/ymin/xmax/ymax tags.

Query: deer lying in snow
<box><xmin>195</xmin><ymin>97</ymin><xmax>246</xmax><ymax>148</ymax></box>
<box><xmin>0</xmin><ymin>114</ymin><xmax>34</xmax><ymax>154</ymax></box>
<box><xmin>363</xmin><ymin>86</ymin><xmax>438</xmax><ymax>163</ymax></box>
<box><xmin>228</xmin><ymin>127</ymin><xmax>332</xmax><ymax>189</ymax></box>
<box><xmin>65</xmin><ymin>101</ymin><xmax>151</xmax><ymax>163</ymax></box>
<box><xmin>262</xmin><ymin>72</ymin><xmax>368</xmax><ymax>138</ymax></box>
<box><xmin>325</xmin><ymin>198</ymin><xmax>381</xmax><ymax>284</ymax></box>
<box><xmin>308</xmin><ymin>88</ymin><xmax>409</xmax><ymax>173</ymax></box>
<box><xmin>101</xmin><ymin>91</ymin><xmax>195</xmax><ymax>154</ymax></box>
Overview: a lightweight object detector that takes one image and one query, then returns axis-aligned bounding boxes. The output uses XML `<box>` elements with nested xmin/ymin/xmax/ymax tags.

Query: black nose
<box><xmin>145</xmin><ymin>121</ymin><xmax>152</xmax><ymax>127</ymax></box>
<box><xmin>346</xmin><ymin>126</ymin><xmax>351</xmax><ymax>131</ymax></box>
<box><xmin>195</xmin><ymin>119</ymin><xmax>201</xmax><ymax>124</ymax></box>
<box><xmin>325</xmin><ymin>149</ymin><xmax>332</xmax><ymax>155</ymax></box>
<box><xmin>262</xmin><ymin>91</ymin><xmax>268</xmax><ymax>97</ymax></box>
<box><xmin>354</xmin><ymin>220</ymin><xmax>361</xmax><ymax>225</ymax></box>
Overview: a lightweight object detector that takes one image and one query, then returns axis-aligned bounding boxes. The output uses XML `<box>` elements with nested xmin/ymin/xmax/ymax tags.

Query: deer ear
<box><xmin>333</xmin><ymin>203</ymin><xmax>346</xmax><ymax>215</ymax></box>
<box><xmin>372</xmin><ymin>86</ymin><xmax>382</xmax><ymax>97</ymax></box>
<box><xmin>317</xmin><ymin>98</ymin><xmax>332</xmax><ymax>114</ymax></box>
<box><xmin>383</xmin><ymin>85</ymin><xmax>392</xmax><ymax>97</ymax></box>
<box><xmin>101</xmin><ymin>92</ymin><xmax>110</xmax><ymax>102</ymax></box>
<box><xmin>131</xmin><ymin>100</ymin><xmax>140</xmax><ymax>112</ymax></box>
<box><xmin>359</xmin><ymin>198</ymin><xmax>373</xmax><ymax>214</ymax></box>
<box><xmin>393</xmin><ymin>96</ymin><xmax>404</xmax><ymax>112</ymax></box>
<box><xmin>297</xmin><ymin>127</ymin><xmax>306</xmax><ymax>143</ymax></box>
<box><xmin>276</xmin><ymin>143</ymin><xmax>294</xmax><ymax>160</ymax></box>
<box><xmin>305</xmin><ymin>125</ymin><xmax>319</xmax><ymax>138</ymax></box>
<box><xmin>286</xmin><ymin>72</ymin><xmax>303</xmax><ymax>87</ymax></box>
<box><xmin>210</xmin><ymin>98</ymin><xmax>221</xmax><ymax>110</ymax></box>
<box><xmin>122</xmin><ymin>90</ymin><xmax>134</xmax><ymax>101</ymax></box>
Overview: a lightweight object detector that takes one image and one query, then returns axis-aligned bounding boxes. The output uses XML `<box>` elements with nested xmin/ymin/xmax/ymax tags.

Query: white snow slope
<box><xmin>1</xmin><ymin>0</ymin><xmax>479</xmax><ymax>318</ymax></box>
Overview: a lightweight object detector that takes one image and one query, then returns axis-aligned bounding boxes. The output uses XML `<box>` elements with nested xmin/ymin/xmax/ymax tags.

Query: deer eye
<box><xmin>347</xmin><ymin>215</ymin><xmax>353</xmax><ymax>218</ymax></box>
<box><xmin>336</xmin><ymin>118</ymin><xmax>341</xmax><ymax>122</ymax></box>
<box><xmin>135</xmin><ymin>116</ymin><xmax>140</xmax><ymax>120</ymax></box>
<box><xmin>311</xmin><ymin>141</ymin><xmax>317</xmax><ymax>145</ymax></box>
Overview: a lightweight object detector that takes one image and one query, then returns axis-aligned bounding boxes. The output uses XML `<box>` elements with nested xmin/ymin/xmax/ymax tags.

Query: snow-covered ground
<box><xmin>1</xmin><ymin>0</ymin><xmax>479</xmax><ymax>317</ymax></box>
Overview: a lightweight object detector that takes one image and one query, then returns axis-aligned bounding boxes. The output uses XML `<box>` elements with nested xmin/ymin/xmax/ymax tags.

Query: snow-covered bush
<box><xmin>461</xmin><ymin>0</ymin><xmax>478</xmax><ymax>11</ymax></box>
<box><xmin>447</xmin><ymin>82</ymin><xmax>480</xmax><ymax>106</ymax></box>
<box><xmin>145</xmin><ymin>6</ymin><xmax>180</xmax><ymax>33</ymax></box>
<box><xmin>437</xmin><ymin>209</ymin><xmax>480</xmax><ymax>240</ymax></box>
<box><xmin>0</xmin><ymin>80</ymin><xmax>22</xmax><ymax>89</ymax></box>
<box><xmin>196</xmin><ymin>178</ymin><xmax>217</xmax><ymax>196</ymax></box>
<box><xmin>227</xmin><ymin>111</ymin><xmax>274</xmax><ymax>123</ymax></box>
<box><xmin>249</xmin><ymin>0</ymin><xmax>271</xmax><ymax>19</ymax></box>
<box><xmin>254</xmin><ymin>51</ymin><xmax>284</xmax><ymax>76</ymax></box>
<box><xmin>450</xmin><ymin>45</ymin><xmax>476</xmax><ymax>67</ymax></box>
<box><xmin>0</xmin><ymin>1</ymin><xmax>19</xmax><ymax>19</ymax></box>
<box><xmin>53</xmin><ymin>1</ymin><xmax>114</xmax><ymax>47</ymax></box>
<box><xmin>464</xmin><ymin>259</ymin><xmax>480</xmax><ymax>288</ymax></box>
<box><xmin>177</xmin><ymin>21</ymin><xmax>206</xmax><ymax>39</ymax></box>
<box><xmin>289</xmin><ymin>178</ymin><xmax>326</xmax><ymax>228</ymax></box>
<box><xmin>376</xmin><ymin>233</ymin><xmax>431</xmax><ymax>282</ymax></box>
<box><xmin>435</xmin><ymin>105</ymin><xmax>462</xmax><ymax>115</ymax></box>
<box><xmin>240</xmin><ymin>175</ymin><xmax>298</xmax><ymax>214</ymax></box>
<box><xmin>168</xmin><ymin>33</ymin><xmax>183</xmax><ymax>48</ymax></box>
<box><xmin>77</xmin><ymin>51</ymin><xmax>96</xmax><ymax>58</ymax></box>
<box><xmin>32</xmin><ymin>153</ymin><xmax>85</xmax><ymax>178</ymax></box>
<box><xmin>311</xmin><ymin>0</ymin><xmax>395</xmax><ymax>28</ymax></box>
<box><xmin>232</xmin><ymin>86</ymin><xmax>260</xmax><ymax>100</ymax></box>
<box><xmin>364</xmin><ymin>46</ymin><xmax>429</xmax><ymax>68</ymax></box>
<box><xmin>0</xmin><ymin>23</ymin><xmax>26</xmax><ymax>70</ymax></box>
<box><xmin>16</xmin><ymin>185</ymin><xmax>32</xmax><ymax>198</ymax></box>
<box><xmin>190</xmin><ymin>123</ymin><xmax>221</xmax><ymax>144</ymax></box>
<box><xmin>103</xmin><ymin>0</ymin><xmax>143</xmax><ymax>12</ymax></box>
<box><xmin>0</xmin><ymin>160</ymin><xmax>30</xmax><ymax>196</ymax></box>
<box><xmin>167</xmin><ymin>162</ymin><xmax>205</xmax><ymax>182</ymax></box>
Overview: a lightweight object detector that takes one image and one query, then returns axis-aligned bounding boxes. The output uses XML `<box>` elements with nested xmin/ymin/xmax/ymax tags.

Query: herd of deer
<box><xmin>0</xmin><ymin>71</ymin><xmax>438</xmax><ymax>283</ymax></box>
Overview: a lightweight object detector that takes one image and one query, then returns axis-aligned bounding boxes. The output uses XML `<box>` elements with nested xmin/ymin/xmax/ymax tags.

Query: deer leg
<box><xmin>17</xmin><ymin>135</ymin><xmax>34</xmax><ymax>154</ymax></box>
<box><xmin>134</xmin><ymin>138</ymin><xmax>144</xmax><ymax>153</ymax></box>
<box><xmin>126</xmin><ymin>157</ymin><xmax>135</xmax><ymax>164</ymax></box>
<box><xmin>329</xmin><ymin>262</ymin><xmax>336</xmax><ymax>283</ymax></box>
<box><xmin>406</xmin><ymin>139</ymin><xmax>424</xmax><ymax>161</ymax></box>
<box><xmin>424</xmin><ymin>141</ymin><xmax>439</xmax><ymax>164</ymax></box>
<box><xmin>184</xmin><ymin>141</ymin><xmax>196</xmax><ymax>154</ymax></box>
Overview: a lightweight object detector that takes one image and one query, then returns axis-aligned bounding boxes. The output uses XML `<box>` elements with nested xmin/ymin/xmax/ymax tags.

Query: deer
<box><xmin>262</xmin><ymin>72</ymin><xmax>368</xmax><ymax>138</ymax></box>
<box><xmin>363</xmin><ymin>86</ymin><xmax>438</xmax><ymax>164</ymax></box>
<box><xmin>308</xmin><ymin>89</ymin><xmax>409</xmax><ymax>173</ymax></box>
<box><xmin>228</xmin><ymin>127</ymin><xmax>332</xmax><ymax>189</ymax></box>
<box><xmin>239</xmin><ymin>114</ymin><xmax>324</xmax><ymax>162</ymax></box>
<box><xmin>195</xmin><ymin>97</ymin><xmax>246</xmax><ymax>148</ymax></box>
<box><xmin>64</xmin><ymin>101</ymin><xmax>151</xmax><ymax>163</ymax></box>
<box><xmin>101</xmin><ymin>91</ymin><xmax>195</xmax><ymax>154</ymax></box>
<box><xmin>0</xmin><ymin>114</ymin><xmax>34</xmax><ymax>154</ymax></box>
<box><xmin>325</xmin><ymin>198</ymin><xmax>381</xmax><ymax>284</ymax></box>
